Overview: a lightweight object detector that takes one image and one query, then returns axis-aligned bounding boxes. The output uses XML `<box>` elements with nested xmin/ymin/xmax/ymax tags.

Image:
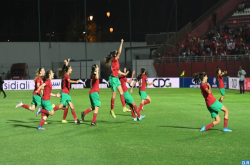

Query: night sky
<box><xmin>0</xmin><ymin>0</ymin><xmax>219</xmax><ymax>42</ymax></box>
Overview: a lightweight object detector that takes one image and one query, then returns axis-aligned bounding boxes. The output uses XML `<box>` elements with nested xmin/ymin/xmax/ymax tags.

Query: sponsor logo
<box><xmin>152</xmin><ymin>78</ymin><xmax>170</xmax><ymax>87</ymax></box>
<box><xmin>3</xmin><ymin>81</ymin><xmax>31</xmax><ymax>90</ymax></box>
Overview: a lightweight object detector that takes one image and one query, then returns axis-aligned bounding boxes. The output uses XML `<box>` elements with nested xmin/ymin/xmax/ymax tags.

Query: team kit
<box><xmin>15</xmin><ymin>40</ymin><xmax>232</xmax><ymax>132</ymax></box>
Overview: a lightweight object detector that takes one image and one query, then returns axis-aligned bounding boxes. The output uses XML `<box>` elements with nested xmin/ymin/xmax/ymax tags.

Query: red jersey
<box><xmin>111</xmin><ymin>58</ymin><xmax>120</xmax><ymax>77</ymax></box>
<box><xmin>217</xmin><ymin>74</ymin><xmax>224</xmax><ymax>89</ymax></box>
<box><xmin>200</xmin><ymin>83</ymin><xmax>216</xmax><ymax>107</ymax></box>
<box><xmin>89</xmin><ymin>74</ymin><xmax>99</xmax><ymax>94</ymax></box>
<box><xmin>62</xmin><ymin>74</ymin><xmax>70</xmax><ymax>94</ymax></box>
<box><xmin>42</xmin><ymin>79</ymin><xmax>52</xmax><ymax>100</ymax></box>
<box><xmin>139</xmin><ymin>75</ymin><xmax>148</xmax><ymax>91</ymax></box>
<box><xmin>119</xmin><ymin>75</ymin><xmax>128</xmax><ymax>92</ymax></box>
<box><xmin>33</xmin><ymin>76</ymin><xmax>43</xmax><ymax>95</ymax></box>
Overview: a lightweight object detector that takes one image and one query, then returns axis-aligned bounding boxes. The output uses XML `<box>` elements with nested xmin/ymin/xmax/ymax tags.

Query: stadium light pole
<box><xmin>129</xmin><ymin>0</ymin><xmax>132</xmax><ymax>70</ymax></box>
<box><xmin>38</xmin><ymin>0</ymin><xmax>41</xmax><ymax>68</ymax></box>
<box><xmin>84</xmin><ymin>0</ymin><xmax>87</xmax><ymax>79</ymax></box>
<box><xmin>175</xmin><ymin>0</ymin><xmax>178</xmax><ymax>77</ymax></box>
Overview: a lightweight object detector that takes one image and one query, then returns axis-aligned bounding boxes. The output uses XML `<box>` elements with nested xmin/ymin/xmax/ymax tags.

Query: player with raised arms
<box><xmin>216</xmin><ymin>67</ymin><xmax>227</xmax><ymax>103</ymax></box>
<box><xmin>55</xmin><ymin>59</ymin><xmax>82</xmax><ymax>124</ymax></box>
<box><xmin>104</xmin><ymin>39</ymin><xmax>130</xmax><ymax>118</ymax></box>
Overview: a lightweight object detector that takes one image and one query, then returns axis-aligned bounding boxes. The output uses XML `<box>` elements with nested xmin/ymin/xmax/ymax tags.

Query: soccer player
<box><xmin>119</xmin><ymin>67</ymin><xmax>145</xmax><ymax>121</ymax></box>
<box><xmin>15</xmin><ymin>67</ymin><xmax>45</xmax><ymax>111</ymax></box>
<box><xmin>130</xmin><ymin>68</ymin><xmax>153</xmax><ymax>112</ymax></box>
<box><xmin>81</xmin><ymin>64</ymin><xmax>100</xmax><ymax>126</ymax></box>
<box><xmin>56</xmin><ymin>59</ymin><xmax>82</xmax><ymax>124</ymax></box>
<box><xmin>193</xmin><ymin>72</ymin><xmax>232</xmax><ymax>132</ymax></box>
<box><xmin>216</xmin><ymin>67</ymin><xmax>227</xmax><ymax>103</ymax></box>
<box><xmin>35</xmin><ymin>70</ymin><xmax>61</xmax><ymax>130</ymax></box>
<box><xmin>104</xmin><ymin>39</ymin><xmax>130</xmax><ymax>118</ymax></box>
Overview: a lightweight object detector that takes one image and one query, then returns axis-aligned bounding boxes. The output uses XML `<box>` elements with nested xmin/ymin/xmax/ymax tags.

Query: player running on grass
<box><xmin>193</xmin><ymin>72</ymin><xmax>232</xmax><ymax>132</ymax></box>
<box><xmin>104</xmin><ymin>39</ymin><xmax>130</xmax><ymax>118</ymax></box>
<box><xmin>55</xmin><ymin>59</ymin><xmax>82</xmax><ymax>124</ymax></box>
<box><xmin>119</xmin><ymin>67</ymin><xmax>145</xmax><ymax>121</ymax></box>
<box><xmin>35</xmin><ymin>70</ymin><xmax>61</xmax><ymax>130</ymax></box>
<box><xmin>130</xmin><ymin>68</ymin><xmax>153</xmax><ymax>112</ymax></box>
<box><xmin>216</xmin><ymin>67</ymin><xmax>227</xmax><ymax>103</ymax></box>
<box><xmin>81</xmin><ymin>64</ymin><xmax>100</xmax><ymax>126</ymax></box>
<box><xmin>15</xmin><ymin>67</ymin><xmax>45</xmax><ymax>111</ymax></box>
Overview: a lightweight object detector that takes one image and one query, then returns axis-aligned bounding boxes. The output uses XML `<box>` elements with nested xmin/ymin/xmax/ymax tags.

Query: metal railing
<box><xmin>154</xmin><ymin>54</ymin><xmax>250</xmax><ymax>63</ymax></box>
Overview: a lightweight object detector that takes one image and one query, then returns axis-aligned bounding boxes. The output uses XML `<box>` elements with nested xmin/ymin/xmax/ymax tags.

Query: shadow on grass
<box><xmin>159</xmin><ymin>125</ymin><xmax>220</xmax><ymax>131</ymax></box>
<box><xmin>115</xmin><ymin>114</ymin><xmax>131</xmax><ymax>117</ymax></box>
<box><xmin>6</xmin><ymin>120</ymin><xmax>29</xmax><ymax>123</ymax></box>
<box><xmin>13</xmin><ymin>124</ymin><xmax>37</xmax><ymax>129</ymax></box>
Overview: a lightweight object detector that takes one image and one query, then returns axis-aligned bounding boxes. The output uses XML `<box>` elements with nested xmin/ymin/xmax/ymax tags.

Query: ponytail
<box><xmin>43</xmin><ymin>70</ymin><xmax>52</xmax><ymax>82</ymax></box>
<box><xmin>104</xmin><ymin>51</ymin><xmax>118</xmax><ymax>67</ymax></box>
<box><xmin>34</xmin><ymin>67</ymin><xmax>43</xmax><ymax>80</ymax></box>
<box><xmin>192</xmin><ymin>72</ymin><xmax>207</xmax><ymax>84</ymax></box>
<box><xmin>90</xmin><ymin>64</ymin><xmax>97</xmax><ymax>79</ymax></box>
<box><xmin>216</xmin><ymin>67</ymin><xmax>220</xmax><ymax>74</ymax></box>
<box><xmin>136</xmin><ymin>68</ymin><xmax>146</xmax><ymax>81</ymax></box>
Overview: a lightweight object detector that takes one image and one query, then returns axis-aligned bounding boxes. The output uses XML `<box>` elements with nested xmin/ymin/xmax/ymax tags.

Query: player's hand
<box><xmin>57</xmin><ymin>93</ymin><xmax>61</xmax><ymax>97</ymax></box>
<box><xmin>121</xmin><ymin>39</ymin><xmax>124</xmax><ymax>43</ymax></box>
<box><xmin>132</xmin><ymin>71</ymin><xmax>135</xmax><ymax>75</ymax></box>
<box><xmin>125</xmin><ymin>71</ymin><xmax>129</xmax><ymax>76</ymax></box>
<box><xmin>130</xmin><ymin>89</ymin><xmax>133</xmax><ymax>94</ymax></box>
<box><xmin>76</xmin><ymin>80</ymin><xmax>79</xmax><ymax>84</ymax></box>
<box><xmin>124</xmin><ymin>67</ymin><xmax>127</xmax><ymax>73</ymax></box>
<box><xmin>96</xmin><ymin>65</ymin><xmax>99</xmax><ymax>71</ymax></box>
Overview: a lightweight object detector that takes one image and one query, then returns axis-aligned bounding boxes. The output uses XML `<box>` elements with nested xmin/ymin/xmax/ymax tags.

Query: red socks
<box><xmin>144</xmin><ymin>99</ymin><xmax>150</xmax><ymax>105</ymax></box>
<box><xmin>111</xmin><ymin>98</ymin><xmax>115</xmax><ymax>110</ymax></box>
<box><xmin>224</xmin><ymin>118</ymin><xmax>228</xmax><ymax>128</ymax></box>
<box><xmin>120</xmin><ymin>95</ymin><xmax>126</xmax><ymax>107</ymax></box>
<box><xmin>22</xmin><ymin>104</ymin><xmax>30</xmax><ymax>109</ymax></box>
<box><xmin>130</xmin><ymin>106</ymin><xmax>136</xmax><ymax>118</ymax></box>
<box><xmin>84</xmin><ymin>108</ymin><xmax>92</xmax><ymax>115</ymax></box>
<box><xmin>92</xmin><ymin>113</ymin><xmax>97</xmax><ymax>123</ymax></box>
<box><xmin>71</xmin><ymin>109</ymin><xmax>78</xmax><ymax>121</ymax></box>
<box><xmin>53</xmin><ymin>105</ymin><xmax>59</xmax><ymax>111</ymax></box>
<box><xmin>205</xmin><ymin>122</ymin><xmax>214</xmax><ymax>130</ymax></box>
<box><xmin>39</xmin><ymin>118</ymin><xmax>46</xmax><ymax>127</ymax></box>
<box><xmin>63</xmin><ymin>108</ymin><xmax>68</xmax><ymax>120</ymax></box>
<box><xmin>138</xmin><ymin>103</ymin><xmax>143</xmax><ymax>112</ymax></box>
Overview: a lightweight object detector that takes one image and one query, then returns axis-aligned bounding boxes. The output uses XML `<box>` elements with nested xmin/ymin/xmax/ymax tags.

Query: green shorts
<box><xmin>60</xmin><ymin>92</ymin><xmax>72</xmax><ymax>106</ymax></box>
<box><xmin>31</xmin><ymin>95</ymin><xmax>42</xmax><ymax>106</ymax></box>
<box><xmin>89</xmin><ymin>92</ymin><xmax>101</xmax><ymax>107</ymax></box>
<box><xmin>207</xmin><ymin>100</ymin><xmax>223</xmax><ymax>118</ymax></box>
<box><xmin>109</xmin><ymin>75</ymin><xmax>121</xmax><ymax>92</ymax></box>
<box><xmin>41</xmin><ymin>100</ymin><xmax>54</xmax><ymax>111</ymax></box>
<box><xmin>219</xmin><ymin>88</ymin><xmax>225</xmax><ymax>96</ymax></box>
<box><xmin>139</xmin><ymin>91</ymin><xmax>148</xmax><ymax>100</ymax></box>
<box><xmin>124</xmin><ymin>91</ymin><xmax>134</xmax><ymax>104</ymax></box>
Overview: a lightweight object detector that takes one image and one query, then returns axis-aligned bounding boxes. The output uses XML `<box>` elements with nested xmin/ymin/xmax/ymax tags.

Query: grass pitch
<box><xmin>0</xmin><ymin>88</ymin><xmax>249</xmax><ymax>165</ymax></box>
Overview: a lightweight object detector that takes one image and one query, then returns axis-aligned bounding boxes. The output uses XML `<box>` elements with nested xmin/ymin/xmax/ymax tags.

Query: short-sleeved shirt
<box><xmin>62</xmin><ymin>74</ymin><xmax>70</xmax><ymax>94</ymax></box>
<box><xmin>139</xmin><ymin>75</ymin><xmax>148</xmax><ymax>91</ymax></box>
<box><xmin>217</xmin><ymin>74</ymin><xmax>224</xmax><ymax>89</ymax></box>
<box><xmin>42</xmin><ymin>79</ymin><xmax>52</xmax><ymax>100</ymax></box>
<box><xmin>33</xmin><ymin>76</ymin><xmax>43</xmax><ymax>95</ymax></box>
<box><xmin>111</xmin><ymin>58</ymin><xmax>120</xmax><ymax>77</ymax></box>
<box><xmin>200</xmin><ymin>83</ymin><xmax>216</xmax><ymax>107</ymax></box>
<box><xmin>89</xmin><ymin>74</ymin><xmax>99</xmax><ymax>94</ymax></box>
<box><xmin>119</xmin><ymin>75</ymin><xmax>128</xmax><ymax>92</ymax></box>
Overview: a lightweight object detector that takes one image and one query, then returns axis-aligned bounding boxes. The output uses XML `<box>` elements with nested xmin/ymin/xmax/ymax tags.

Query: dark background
<box><xmin>0</xmin><ymin>0</ymin><xmax>218</xmax><ymax>42</ymax></box>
